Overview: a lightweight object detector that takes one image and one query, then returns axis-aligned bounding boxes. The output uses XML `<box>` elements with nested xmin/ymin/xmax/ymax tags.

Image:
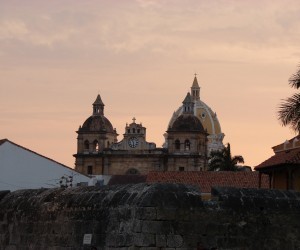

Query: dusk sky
<box><xmin>1</xmin><ymin>0</ymin><xmax>300</xmax><ymax>168</ymax></box>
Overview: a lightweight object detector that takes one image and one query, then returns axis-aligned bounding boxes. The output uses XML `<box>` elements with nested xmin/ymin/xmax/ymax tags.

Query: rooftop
<box><xmin>255</xmin><ymin>147</ymin><xmax>300</xmax><ymax>170</ymax></box>
<box><xmin>147</xmin><ymin>171</ymin><xmax>269</xmax><ymax>193</ymax></box>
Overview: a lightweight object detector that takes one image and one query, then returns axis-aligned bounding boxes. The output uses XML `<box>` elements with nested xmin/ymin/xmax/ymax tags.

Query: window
<box><xmin>137</xmin><ymin>129</ymin><xmax>140</xmax><ymax>133</ymax></box>
<box><xmin>84</xmin><ymin>140</ymin><xmax>89</xmax><ymax>150</ymax></box>
<box><xmin>128</xmin><ymin>129</ymin><xmax>130</xmax><ymax>133</ymax></box>
<box><xmin>87</xmin><ymin>165</ymin><xmax>93</xmax><ymax>175</ymax></box>
<box><xmin>185</xmin><ymin>139</ymin><xmax>190</xmax><ymax>150</ymax></box>
<box><xmin>93</xmin><ymin>140</ymin><xmax>99</xmax><ymax>151</ymax></box>
<box><xmin>133</xmin><ymin>128</ymin><xmax>135</xmax><ymax>133</ymax></box>
<box><xmin>107</xmin><ymin>141</ymin><xmax>110</xmax><ymax>148</ymax></box>
<box><xmin>179</xmin><ymin>167</ymin><xmax>185</xmax><ymax>172</ymax></box>
<box><xmin>175</xmin><ymin>139</ymin><xmax>180</xmax><ymax>150</ymax></box>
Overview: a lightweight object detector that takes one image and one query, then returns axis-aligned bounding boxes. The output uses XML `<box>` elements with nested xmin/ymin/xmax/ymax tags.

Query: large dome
<box><xmin>78</xmin><ymin>94</ymin><xmax>115</xmax><ymax>134</ymax></box>
<box><xmin>169</xmin><ymin>98</ymin><xmax>222</xmax><ymax>135</ymax></box>
<box><xmin>80</xmin><ymin>115</ymin><xmax>114</xmax><ymax>133</ymax></box>
<box><xmin>167</xmin><ymin>76</ymin><xmax>224</xmax><ymax>153</ymax></box>
<box><xmin>170</xmin><ymin>114</ymin><xmax>205</xmax><ymax>132</ymax></box>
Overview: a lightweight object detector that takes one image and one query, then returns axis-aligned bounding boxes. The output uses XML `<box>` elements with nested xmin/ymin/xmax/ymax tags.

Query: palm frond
<box><xmin>208</xmin><ymin>143</ymin><xmax>244</xmax><ymax>171</ymax></box>
<box><xmin>231</xmin><ymin>155</ymin><xmax>244</xmax><ymax>165</ymax></box>
<box><xmin>278</xmin><ymin>93</ymin><xmax>300</xmax><ymax>132</ymax></box>
<box><xmin>289</xmin><ymin>69</ymin><xmax>300</xmax><ymax>89</ymax></box>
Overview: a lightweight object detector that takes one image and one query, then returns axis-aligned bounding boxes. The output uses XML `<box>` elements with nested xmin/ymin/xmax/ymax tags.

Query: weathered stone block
<box><xmin>132</xmin><ymin>219</ymin><xmax>142</xmax><ymax>233</ymax></box>
<box><xmin>135</xmin><ymin>207</ymin><xmax>157</xmax><ymax>220</ymax></box>
<box><xmin>134</xmin><ymin>233</ymin><xmax>155</xmax><ymax>247</ymax></box>
<box><xmin>166</xmin><ymin>234</ymin><xmax>183</xmax><ymax>247</ymax></box>
<box><xmin>119</xmin><ymin>221</ymin><xmax>132</xmax><ymax>233</ymax></box>
<box><xmin>141</xmin><ymin>221</ymin><xmax>161</xmax><ymax>234</ymax></box>
<box><xmin>156</xmin><ymin>234</ymin><xmax>167</xmax><ymax>247</ymax></box>
<box><xmin>142</xmin><ymin>220</ymin><xmax>175</xmax><ymax>234</ymax></box>
<box><xmin>156</xmin><ymin>208</ymin><xmax>177</xmax><ymax>220</ymax></box>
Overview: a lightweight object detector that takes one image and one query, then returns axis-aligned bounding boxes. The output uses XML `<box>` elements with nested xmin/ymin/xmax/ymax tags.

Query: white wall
<box><xmin>0</xmin><ymin>141</ymin><xmax>90</xmax><ymax>191</ymax></box>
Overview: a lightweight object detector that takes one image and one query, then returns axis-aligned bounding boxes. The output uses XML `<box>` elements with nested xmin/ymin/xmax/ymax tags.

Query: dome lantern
<box><xmin>93</xmin><ymin>94</ymin><xmax>105</xmax><ymax>116</ymax></box>
<box><xmin>191</xmin><ymin>74</ymin><xmax>200</xmax><ymax>101</ymax></box>
<box><xmin>182</xmin><ymin>93</ymin><xmax>194</xmax><ymax>114</ymax></box>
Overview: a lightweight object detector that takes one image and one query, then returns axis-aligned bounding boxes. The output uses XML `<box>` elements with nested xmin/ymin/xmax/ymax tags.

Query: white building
<box><xmin>0</xmin><ymin>139</ymin><xmax>90</xmax><ymax>191</ymax></box>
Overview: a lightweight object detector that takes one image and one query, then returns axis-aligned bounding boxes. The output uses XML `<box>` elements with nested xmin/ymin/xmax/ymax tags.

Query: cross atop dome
<box><xmin>132</xmin><ymin>117</ymin><xmax>136</xmax><ymax>123</ymax></box>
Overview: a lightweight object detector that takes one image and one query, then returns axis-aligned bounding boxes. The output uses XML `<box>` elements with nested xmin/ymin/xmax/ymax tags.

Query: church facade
<box><xmin>74</xmin><ymin>76</ymin><xmax>224</xmax><ymax>175</ymax></box>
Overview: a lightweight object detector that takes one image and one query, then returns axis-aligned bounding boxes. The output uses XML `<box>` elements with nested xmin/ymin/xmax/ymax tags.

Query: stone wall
<box><xmin>0</xmin><ymin>184</ymin><xmax>300</xmax><ymax>249</ymax></box>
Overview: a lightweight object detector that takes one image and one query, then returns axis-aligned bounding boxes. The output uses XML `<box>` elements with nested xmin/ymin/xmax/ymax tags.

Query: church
<box><xmin>74</xmin><ymin>75</ymin><xmax>224</xmax><ymax>175</ymax></box>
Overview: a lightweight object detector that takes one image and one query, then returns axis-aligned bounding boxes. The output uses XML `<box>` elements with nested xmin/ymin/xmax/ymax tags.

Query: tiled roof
<box><xmin>272</xmin><ymin>135</ymin><xmax>300</xmax><ymax>150</ymax></box>
<box><xmin>146</xmin><ymin>171</ymin><xmax>269</xmax><ymax>193</ymax></box>
<box><xmin>255</xmin><ymin>147</ymin><xmax>300</xmax><ymax>170</ymax></box>
<box><xmin>108</xmin><ymin>175</ymin><xmax>147</xmax><ymax>185</ymax></box>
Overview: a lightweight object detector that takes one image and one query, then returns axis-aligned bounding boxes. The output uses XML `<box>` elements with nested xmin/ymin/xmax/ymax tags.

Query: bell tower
<box><xmin>74</xmin><ymin>94</ymin><xmax>118</xmax><ymax>176</ymax></box>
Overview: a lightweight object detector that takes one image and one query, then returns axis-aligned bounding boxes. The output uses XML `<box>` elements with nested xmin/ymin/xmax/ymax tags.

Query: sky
<box><xmin>1</xmin><ymin>0</ymin><xmax>300</xmax><ymax>168</ymax></box>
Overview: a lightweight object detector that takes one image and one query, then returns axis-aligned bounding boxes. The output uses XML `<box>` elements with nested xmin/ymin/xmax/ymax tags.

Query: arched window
<box><xmin>107</xmin><ymin>141</ymin><xmax>110</xmax><ymax>148</ymax></box>
<box><xmin>87</xmin><ymin>165</ymin><xmax>93</xmax><ymax>175</ymax></box>
<box><xmin>93</xmin><ymin>140</ymin><xmax>99</xmax><ymax>152</ymax></box>
<box><xmin>185</xmin><ymin>139</ymin><xmax>190</xmax><ymax>150</ymax></box>
<box><xmin>84</xmin><ymin>140</ymin><xmax>89</xmax><ymax>150</ymax></box>
<box><xmin>175</xmin><ymin>139</ymin><xmax>180</xmax><ymax>150</ymax></box>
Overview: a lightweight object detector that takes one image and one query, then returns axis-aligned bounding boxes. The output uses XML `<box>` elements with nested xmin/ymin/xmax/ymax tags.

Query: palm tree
<box><xmin>278</xmin><ymin>66</ymin><xmax>300</xmax><ymax>132</ymax></box>
<box><xmin>208</xmin><ymin>143</ymin><xmax>244</xmax><ymax>171</ymax></box>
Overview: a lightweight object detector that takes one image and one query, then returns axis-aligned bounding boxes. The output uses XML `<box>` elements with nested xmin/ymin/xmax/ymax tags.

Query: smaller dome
<box><xmin>80</xmin><ymin>115</ymin><xmax>114</xmax><ymax>133</ymax></box>
<box><xmin>170</xmin><ymin>114</ymin><xmax>205</xmax><ymax>132</ymax></box>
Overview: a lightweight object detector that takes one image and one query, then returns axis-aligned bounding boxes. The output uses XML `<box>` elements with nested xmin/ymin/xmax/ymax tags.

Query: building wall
<box><xmin>104</xmin><ymin>154</ymin><xmax>165</xmax><ymax>175</ymax></box>
<box><xmin>294</xmin><ymin>168</ymin><xmax>300</xmax><ymax>191</ymax></box>
<box><xmin>75</xmin><ymin>155</ymin><xmax>104</xmax><ymax>175</ymax></box>
<box><xmin>271</xmin><ymin>168</ymin><xmax>300</xmax><ymax>191</ymax></box>
<box><xmin>75</xmin><ymin>151</ymin><xmax>207</xmax><ymax>175</ymax></box>
<box><xmin>166</xmin><ymin>156</ymin><xmax>206</xmax><ymax>171</ymax></box>
<box><xmin>273</xmin><ymin>170</ymin><xmax>287</xmax><ymax>190</ymax></box>
<box><xmin>0</xmin><ymin>142</ymin><xmax>90</xmax><ymax>191</ymax></box>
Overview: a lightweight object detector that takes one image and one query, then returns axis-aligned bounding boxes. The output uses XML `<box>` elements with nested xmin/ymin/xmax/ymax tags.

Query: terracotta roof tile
<box><xmin>108</xmin><ymin>175</ymin><xmax>147</xmax><ymax>185</ymax></box>
<box><xmin>146</xmin><ymin>171</ymin><xmax>269</xmax><ymax>193</ymax></box>
<box><xmin>255</xmin><ymin>147</ymin><xmax>300</xmax><ymax>170</ymax></box>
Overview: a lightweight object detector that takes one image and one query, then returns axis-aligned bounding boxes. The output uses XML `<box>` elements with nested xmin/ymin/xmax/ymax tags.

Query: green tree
<box><xmin>278</xmin><ymin>66</ymin><xmax>300</xmax><ymax>132</ymax></box>
<box><xmin>208</xmin><ymin>143</ymin><xmax>244</xmax><ymax>171</ymax></box>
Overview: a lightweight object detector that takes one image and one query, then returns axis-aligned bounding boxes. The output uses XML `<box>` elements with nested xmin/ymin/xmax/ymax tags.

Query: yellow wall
<box><xmin>293</xmin><ymin>169</ymin><xmax>300</xmax><ymax>191</ymax></box>
<box><xmin>273</xmin><ymin>170</ymin><xmax>287</xmax><ymax>190</ymax></box>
